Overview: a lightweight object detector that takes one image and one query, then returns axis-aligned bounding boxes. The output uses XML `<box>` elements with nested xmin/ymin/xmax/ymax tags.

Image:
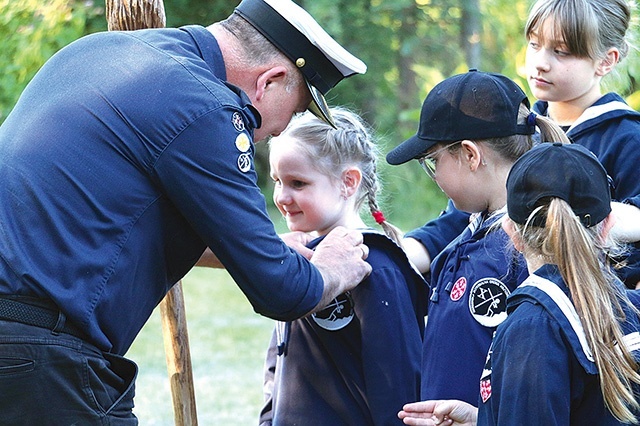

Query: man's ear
<box><xmin>255</xmin><ymin>66</ymin><xmax>289</xmax><ymax>101</ymax></box>
<box><xmin>596</xmin><ymin>48</ymin><xmax>620</xmax><ymax>77</ymax></box>
<box><xmin>342</xmin><ymin>167</ymin><xmax>362</xmax><ymax>198</ymax></box>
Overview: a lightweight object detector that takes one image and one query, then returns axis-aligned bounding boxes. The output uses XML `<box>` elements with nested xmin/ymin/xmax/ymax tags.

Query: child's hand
<box><xmin>398</xmin><ymin>400</ymin><xmax>478</xmax><ymax>426</ymax></box>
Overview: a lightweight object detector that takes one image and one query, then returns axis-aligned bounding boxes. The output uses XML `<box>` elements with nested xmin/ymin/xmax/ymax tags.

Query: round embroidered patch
<box><xmin>235</xmin><ymin>133</ymin><xmax>250</xmax><ymax>153</ymax></box>
<box><xmin>237</xmin><ymin>153</ymin><xmax>251</xmax><ymax>173</ymax></box>
<box><xmin>312</xmin><ymin>292</ymin><xmax>354</xmax><ymax>331</ymax></box>
<box><xmin>450</xmin><ymin>277</ymin><xmax>467</xmax><ymax>301</ymax></box>
<box><xmin>468</xmin><ymin>277</ymin><xmax>510</xmax><ymax>327</ymax></box>
<box><xmin>232</xmin><ymin>111</ymin><xmax>245</xmax><ymax>131</ymax></box>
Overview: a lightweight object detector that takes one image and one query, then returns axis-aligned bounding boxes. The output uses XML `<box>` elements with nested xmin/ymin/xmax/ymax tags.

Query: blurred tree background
<box><xmin>1</xmin><ymin>0</ymin><xmax>640</xmax><ymax>232</ymax></box>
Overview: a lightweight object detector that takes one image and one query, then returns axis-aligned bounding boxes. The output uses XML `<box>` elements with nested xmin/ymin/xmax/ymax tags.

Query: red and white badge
<box><xmin>480</xmin><ymin>379</ymin><xmax>492</xmax><ymax>403</ymax></box>
<box><xmin>450</xmin><ymin>277</ymin><xmax>467</xmax><ymax>301</ymax></box>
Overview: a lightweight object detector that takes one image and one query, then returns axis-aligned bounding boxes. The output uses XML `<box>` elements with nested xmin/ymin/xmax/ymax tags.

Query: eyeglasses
<box><xmin>417</xmin><ymin>141</ymin><xmax>462</xmax><ymax>179</ymax></box>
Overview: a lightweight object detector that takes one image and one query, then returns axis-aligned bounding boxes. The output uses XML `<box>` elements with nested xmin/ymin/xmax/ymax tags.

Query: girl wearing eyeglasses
<box><xmin>387</xmin><ymin>70</ymin><xmax>567</xmax><ymax>407</ymax></box>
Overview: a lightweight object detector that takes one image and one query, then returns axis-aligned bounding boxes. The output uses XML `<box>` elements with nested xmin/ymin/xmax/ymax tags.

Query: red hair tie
<box><xmin>372</xmin><ymin>210</ymin><xmax>386</xmax><ymax>224</ymax></box>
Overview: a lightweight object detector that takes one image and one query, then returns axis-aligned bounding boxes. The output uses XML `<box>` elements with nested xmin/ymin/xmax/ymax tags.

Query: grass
<box><xmin>126</xmin><ymin>267</ymin><xmax>275</xmax><ymax>425</ymax></box>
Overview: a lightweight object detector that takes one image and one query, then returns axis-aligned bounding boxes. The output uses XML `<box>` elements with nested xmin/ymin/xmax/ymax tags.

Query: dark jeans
<box><xmin>0</xmin><ymin>319</ymin><xmax>138</xmax><ymax>425</ymax></box>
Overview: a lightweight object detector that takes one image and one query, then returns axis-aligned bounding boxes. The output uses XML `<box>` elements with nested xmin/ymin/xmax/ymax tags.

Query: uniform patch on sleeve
<box><xmin>312</xmin><ymin>292</ymin><xmax>354</xmax><ymax>331</ymax></box>
<box><xmin>235</xmin><ymin>133</ymin><xmax>250</xmax><ymax>153</ymax></box>
<box><xmin>232</xmin><ymin>111</ymin><xmax>245</xmax><ymax>131</ymax></box>
<box><xmin>480</xmin><ymin>379</ymin><xmax>492</xmax><ymax>403</ymax></box>
<box><xmin>237</xmin><ymin>153</ymin><xmax>251</xmax><ymax>173</ymax></box>
<box><xmin>480</xmin><ymin>338</ymin><xmax>494</xmax><ymax>403</ymax></box>
<box><xmin>468</xmin><ymin>277</ymin><xmax>510</xmax><ymax>327</ymax></box>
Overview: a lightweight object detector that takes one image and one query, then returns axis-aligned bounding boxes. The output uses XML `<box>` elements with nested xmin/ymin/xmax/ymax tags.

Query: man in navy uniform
<box><xmin>0</xmin><ymin>0</ymin><xmax>370</xmax><ymax>422</ymax></box>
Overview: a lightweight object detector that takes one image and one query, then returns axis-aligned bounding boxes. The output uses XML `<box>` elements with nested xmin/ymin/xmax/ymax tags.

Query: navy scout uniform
<box><xmin>259</xmin><ymin>232</ymin><xmax>428</xmax><ymax>426</ymax></box>
<box><xmin>477</xmin><ymin>264</ymin><xmax>640</xmax><ymax>425</ymax></box>
<box><xmin>421</xmin><ymin>209</ymin><xmax>528</xmax><ymax>405</ymax></box>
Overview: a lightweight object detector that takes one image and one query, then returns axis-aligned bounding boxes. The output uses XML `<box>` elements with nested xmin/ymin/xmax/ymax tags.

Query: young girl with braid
<box><xmin>258</xmin><ymin>107</ymin><xmax>428</xmax><ymax>425</ymax></box>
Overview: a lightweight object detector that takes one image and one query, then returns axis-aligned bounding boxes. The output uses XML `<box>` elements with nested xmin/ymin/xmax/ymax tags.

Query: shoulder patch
<box><xmin>235</xmin><ymin>133</ymin><xmax>250</xmax><ymax>153</ymax></box>
<box><xmin>231</xmin><ymin>111</ymin><xmax>245</xmax><ymax>131</ymax></box>
<box><xmin>237</xmin><ymin>152</ymin><xmax>251</xmax><ymax>173</ymax></box>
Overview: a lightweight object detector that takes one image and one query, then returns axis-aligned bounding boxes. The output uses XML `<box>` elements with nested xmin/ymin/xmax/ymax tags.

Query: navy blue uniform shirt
<box><xmin>421</xmin><ymin>210</ymin><xmax>528</xmax><ymax>405</ymax></box>
<box><xmin>0</xmin><ymin>25</ymin><xmax>323</xmax><ymax>354</ymax></box>
<box><xmin>477</xmin><ymin>264</ymin><xmax>640</xmax><ymax>425</ymax></box>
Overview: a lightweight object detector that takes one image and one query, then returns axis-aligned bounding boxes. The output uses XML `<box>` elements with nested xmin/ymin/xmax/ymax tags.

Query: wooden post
<box><xmin>105</xmin><ymin>0</ymin><xmax>166</xmax><ymax>31</ymax></box>
<box><xmin>104</xmin><ymin>1</ymin><xmax>198</xmax><ymax>425</ymax></box>
<box><xmin>160</xmin><ymin>282</ymin><xmax>198</xmax><ymax>426</ymax></box>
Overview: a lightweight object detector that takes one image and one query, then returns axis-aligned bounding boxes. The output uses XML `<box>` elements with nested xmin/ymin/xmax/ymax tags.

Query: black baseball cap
<box><xmin>235</xmin><ymin>0</ymin><xmax>366</xmax><ymax>127</ymax></box>
<box><xmin>506</xmin><ymin>142</ymin><xmax>611</xmax><ymax>228</ymax></box>
<box><xmin>386</xmin><ymin>69</ymin><xmax>535</xmax><ymax>165</ymax></box>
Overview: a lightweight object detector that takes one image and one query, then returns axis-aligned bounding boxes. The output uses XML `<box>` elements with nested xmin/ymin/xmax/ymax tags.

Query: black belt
<box><xmin>0</xmin><ymin>296</ymin><xmax>88</xmax><ymax>340</ymax></box>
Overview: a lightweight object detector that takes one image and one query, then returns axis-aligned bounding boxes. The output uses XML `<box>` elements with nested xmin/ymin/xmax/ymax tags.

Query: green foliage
<box><xmin>0</xmin><ymin>0</ymin><xmax>104</xmax><ymax>122</ymax></box>
<box><xmin>2</xmin><ymin>0</ymin><xmax>640</xmax><ymax>227</ymax></box>
<box><xmin>164</xmin><ymin>0</ymin><xmax>233</xmax><ymax>26</ymax></box>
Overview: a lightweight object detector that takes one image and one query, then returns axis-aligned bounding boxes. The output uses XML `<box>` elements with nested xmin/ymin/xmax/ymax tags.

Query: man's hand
<box><xmin>309</xmin><ymin>226</ymin><xmax>372</xmax><ymax>312</ymax></box>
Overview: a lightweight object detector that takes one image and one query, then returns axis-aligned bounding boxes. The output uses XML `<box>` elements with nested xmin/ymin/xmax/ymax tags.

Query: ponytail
<box><xmin>518</xmin><ymin>199</ymin><xmax>640</xmax><ymax>423</ymax></box>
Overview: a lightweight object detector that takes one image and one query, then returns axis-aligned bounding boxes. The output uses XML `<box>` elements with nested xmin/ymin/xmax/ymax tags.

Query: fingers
<box><xmin>324</xmin><ymin>226</ymin><xmax>369</xmax><ymax>260</ymax></box>
<box><xmin>280</xmin><ymin>231</ymin><xmax>315</xmax><ymax>260</ymax></box>
<box><xmin>398</xmin><ymin>401</ymin><xmax>456</xmax><ymax>426</ymax></box>
<box><xmin>330</xmin><ymin>226</ymin><xmax>362</xmax><ymax>242</ymax></box>
<box><xmin>309</xmin><ymin>227</ymin><xmax>372</xmax><ymax>311</ymax></box>
<box><xmin>360</xmin><ymin>243</ymin><xmax>369</xmax><ymax>259</ymax></box>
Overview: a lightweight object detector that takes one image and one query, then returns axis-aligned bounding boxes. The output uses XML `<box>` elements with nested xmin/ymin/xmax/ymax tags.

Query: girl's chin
<box><xmin>286</xmin><ymin>221</ymin><xmax>313</xmax><ymax>234</ymax></box>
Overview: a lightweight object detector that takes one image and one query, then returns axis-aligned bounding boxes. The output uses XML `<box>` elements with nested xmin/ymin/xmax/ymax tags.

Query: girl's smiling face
<box><xmin>269</xmin><ymin>135</ymin><xmax>350</xmax><ymax>236</ymax></box>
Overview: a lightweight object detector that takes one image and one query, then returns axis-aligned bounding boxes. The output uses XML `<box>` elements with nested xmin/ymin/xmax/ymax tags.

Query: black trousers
<box><xmin>0</xmin><ymin>319</ymin><xmax>138</xmax><ymax>425</ymax></box>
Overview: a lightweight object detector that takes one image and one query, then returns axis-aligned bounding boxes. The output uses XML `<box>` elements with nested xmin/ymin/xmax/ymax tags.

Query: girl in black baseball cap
<box><xmin>391</xmin><ymin>70</ymin><xmax>569</xmax><ymax>409</ymax></box>
<box><xmin>400</xmin><ymin>143</ymin><xmax>640</xmax><ymax>425</ymax></box>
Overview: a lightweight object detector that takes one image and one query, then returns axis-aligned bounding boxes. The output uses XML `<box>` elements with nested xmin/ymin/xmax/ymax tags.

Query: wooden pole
<box><xmin>106</xmin><ymin>0</ymin><xmax>166</xmax><ymax>31</ymax></box>
<box><xmin>159</xmin><ymin>282</ymin><xmax>198</xmax><ymax>426</ymax></box>
<box><xmin>104</xmin><ymin>1</ymin><xmax>198</xmax><ymax>425</ymax></box>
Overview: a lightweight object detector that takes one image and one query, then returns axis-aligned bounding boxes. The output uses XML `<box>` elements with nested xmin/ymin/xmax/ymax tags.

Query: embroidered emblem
<box><xmin>468</xmin><ymin>277</ymin><xmax>510</xmax><ymax>327</ymax></box>
<box><xmin>450</xmin><ymin>277</ymin><xmax>467</xmax><ymax>301</ymax></box>
<box><xmin>480</xmin><ymin>379</ymin><xmax>492</xmax><ymax>403</ymax></box>
<box><xmin>237</xmin><ymin>153</ymin><xmax>251</xmax><ymax>173</ymax></box>
<box><xmin>480</xmin><ymin>337</ymin><xmax>494</xmax><ymax>403</ymax></box>
<box><xmin>312</xmin><ymin>292</ymin><xmax>354</xmax><ymax>331</ymax></box>
<box><xmin>235</xmin><ymin>133</ymin><xmax>250</xmax><ymax>153</ymax></box>
<box><xmin>232</xmin><ymin>111</ymin><xmax>245</xmax><ymax>131</ymax></box>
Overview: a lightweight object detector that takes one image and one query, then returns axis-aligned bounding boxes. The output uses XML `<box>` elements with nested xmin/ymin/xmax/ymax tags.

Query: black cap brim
<box><xmin>386</xmin><ymin>134</ymin><xmax>439</xmax><ymax>165</ymax></box>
